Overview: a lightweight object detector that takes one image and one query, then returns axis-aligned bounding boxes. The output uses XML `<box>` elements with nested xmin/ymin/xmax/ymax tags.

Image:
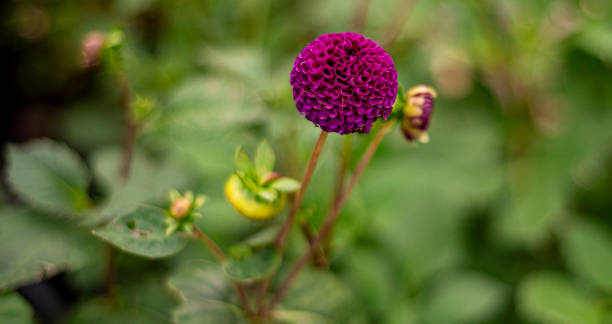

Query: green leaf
<box><xmin>282</xmin><ymin>269</ymin><xmax>360</xmax><ymax>322</ymax></box>
<box><xmin>84</xmin><ymin>148</ymin><xmax>189</xmax><ymax>226</ymax></box>
<box><xmin>173</xmin><ymin>300</ymin><xmax>247</xmax><ymax>324</ymax></box>
<box><xmin>517</xmin><ymin>272</ymin><xmax>601</xmax><ymax>324</ymax></box>
<box><xmin>0</xmin><ymin>293</ymin><xmax>32</xmax><ymax>324</ymax></box>
<box><xmin>223</xmin><ymin>246</ymin><xmax>281</xmax><ymax>281</ymax></box>
<box><xmin>168</xmin><ymin>260</ymin><xmax>233</xmax><ymax>303</ymax></box>
<box><xmin>240</xmin><ymin>225</ymin><xmax>280</xmax><ymax>248</ymax></box>
<box><xmin>6</xmin><ymin>139</ymin><xmax>91</xmax><ymax>217</ymax></box>
<box><xmin>423</xmin><ymin>271</ymin><xmax>506</xmax><ymax>323</ymax></box>
<box><xmin>562</xmin><ymin>220</ymin><xmax>612</xmax><ymax>293</ymax></box>
<box><xmin>271</xmin><ymin>310</ymin><xmax>334</xmax><ymax>324</ymax></box>
<box><xmin>0</xmin><ymin>207</ymin><xmax>93</xmax><ymax>290</ymax></box>
<box><xmin>234</xmin><ymin>147</ymin><xmax>256</xmax><ymax>179</ymax></box>
<box><xmin>92</xmin><ymin>206</ymin><xmax>189</xmax><ymax>258</ymax></box>
<box><xmin>254</xmin><ymin>140</ymin><xmax>275</xmax><ymax>177</ymax></box>
<box><xmin>270</xmin><ymin>177</ymin><xmax>300</xmax><ymax>193</ymax></box>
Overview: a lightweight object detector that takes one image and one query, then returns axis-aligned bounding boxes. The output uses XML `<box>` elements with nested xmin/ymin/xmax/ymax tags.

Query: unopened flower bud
<box><xmin>401</xmin><ymin>85</ymin><xmax>437</xmax><ymax>143</ymax></box>
<box><xmin>81</xmin><ymin>31</ymin><xmax>105</xmax><ymax>69</ymax></box>
<box><xmin>170</xmin><ymin>197</ymin><xmax>191</xmax><ymax>219</ymax></box>
<box><xmin>225</xmin><ymin>174</ymin><xmax>286</xmax><ymax>220</ymax></box>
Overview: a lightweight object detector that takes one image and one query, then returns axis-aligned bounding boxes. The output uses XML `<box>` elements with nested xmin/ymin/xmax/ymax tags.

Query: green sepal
<box><xmin>391</xmin><ymin>84</ymin><xmax>406</xmax><ymax>120</ymax></box>
<box><xmin>254</xmin><ymin>140</ymin><xmax>275</xmax><ymax>178</ymax></box>
<box><xmin>270</xmin><ymin>177</ymin><xmax>301</xmax><ymax>193</ymax></box>
<box><xmin>234</xmin><ymin>147</ymin><xmax>257</xmax><ymax>180</ymax></box>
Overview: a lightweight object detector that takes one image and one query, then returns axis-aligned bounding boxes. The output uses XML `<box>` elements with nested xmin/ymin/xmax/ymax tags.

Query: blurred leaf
<box><xmin>281</xmin><ymin>269</ymin><xmax>359</xmax><ymax>322</ymax></box>
<box><xmin>562</xmin><ymin>220</ymin><xmax>612</xmax><ymax>293</ymax></box>
<box><xmin>270</xmin><ymin>177</ymin><xmax>300</xmax><ymax>193</ymax></box>
<box><xmin>84</xmin><ymin>148</ymin><xmax>189</xmax><ymax>226</ymax></box>
<box><xmin>254</xmin><ymin>140</ymin><xmax>275</xmax><ymax>177</ymax></box>
<box><xmin>67</xmin><ymin>276</ymin><xmax>178</xmax><ymax>324</ymax></box>
<box><xmin>0</xmin><ymin>207</ymin><xmax>93</xmax><ymax>290</ymax></box>
<box><xmin>423</xmin><ymin>271</ymin><xmax>506</xmax><ymax>323</ymax></box>
<box><xmin>92</xmin><ymin>206</ymin><xmax>189</xmax><ymax>258</ymax></box>
<box><xmin>240</xmin><ymin>225</ymin><xmax>280</xmax><ymax>248</ymax></box>
<box><xmin>223</xmin><ymin>246</ymin><xmax>281</xmax><ymax>281</ymax></box>
<box><xmin>173</xmin><ymin>300</ymin><xmax>247</xmax><ymax>324</ymax></box>
<box><xmin>0</xmin><ymin>293</ymin><xmax>32</xmax><ymax>324</ymax></box>
<box><xmin>271</xmin><ymin>310</ymin><xmax>333</xmax><ymax>324</ymax></box>
<box><xmin>6</xmin><ymin>139</ymin><xmax>91</xmax><ymax>217</ymax></box>
<box><xmin>517</xmin><ymin>272</ymin><xmax>601</xmax><ymax>324</ymax></box>
<box><xmin>167</xmin><ymin>260</ymin><xmax>233</xmax><ymax>303</ymax></box>
<box><xmin>196</xmin><ymin>45</ymin><xmax>268</xmax><ymax>82</ymax></box>
<box><xmin>234</xmin><ymin>147</ymin><xmax>256</xmax><ymax>180</ymax></box>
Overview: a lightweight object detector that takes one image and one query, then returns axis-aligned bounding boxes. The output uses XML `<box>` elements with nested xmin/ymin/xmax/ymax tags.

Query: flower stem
<box><xmin>274</xmin><ymin>130</ymin><xmax>328</xmax><ymax>251</ymax></box>
<box><xmin>256</xmin><ymin>131</ymin><xmax>328</xmax><ymax>314</ymax></box>
<box><xmin>193</xmin><ymin>225</ymin><xmax>254</xmax><ymax>316</ymax></box>
<box><xmin>268</xmin><ymin>121</ymin><xmax>395</xmax><ymax>310</ymax></box>
<box><xmin>322</xmin><ymin>134</ymin><xmax>352</xmax><ymax>262</ymax></box>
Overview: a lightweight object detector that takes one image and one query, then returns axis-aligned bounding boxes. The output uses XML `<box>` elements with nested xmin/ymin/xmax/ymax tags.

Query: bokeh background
<box><xmin>1</xmin><ymin>0</ymin><xmax>612</xmax><ymax>323</ymax></box>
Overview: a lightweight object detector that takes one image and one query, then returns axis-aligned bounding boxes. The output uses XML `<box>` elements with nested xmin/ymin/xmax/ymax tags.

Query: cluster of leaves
<box><xmin>1</xmin><ymin>0</ymin><xmax>612</xmax><ymax>323</ymax></box>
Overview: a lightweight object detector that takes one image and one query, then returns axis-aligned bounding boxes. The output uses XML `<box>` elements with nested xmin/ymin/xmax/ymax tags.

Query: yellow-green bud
<box><xmin>225</xmin><ymin>174</ymin><xmax>286</xmax><ymax>220</ymax></box>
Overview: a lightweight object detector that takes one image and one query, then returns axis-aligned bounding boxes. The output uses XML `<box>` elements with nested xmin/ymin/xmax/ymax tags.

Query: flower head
<box><xmin>290</xmin><ymin>32</ymin><xmax>398</xmax><ymax>134</ymax></box>
<box><xmin>400</xmin><ymin>85</ymin><xmax>437</xmax><ymax>143</ymax></box>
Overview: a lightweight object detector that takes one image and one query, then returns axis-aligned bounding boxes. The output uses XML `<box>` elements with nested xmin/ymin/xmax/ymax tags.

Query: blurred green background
<box><xmin>1</xmin><ymin>0</ymin><xmax>612</xmax><ymax>323</ymax></box>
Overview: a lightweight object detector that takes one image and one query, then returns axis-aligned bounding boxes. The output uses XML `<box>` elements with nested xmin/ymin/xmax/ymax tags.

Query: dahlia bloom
<box><xmin>290</xmin><ymin>32</ymin><xmax>398</xmax><ymax>134</ymax></box>
<box><xmin>401</xmin><ymin>85</ymin><xmax>437</xmax><ymax>143</ymax></box>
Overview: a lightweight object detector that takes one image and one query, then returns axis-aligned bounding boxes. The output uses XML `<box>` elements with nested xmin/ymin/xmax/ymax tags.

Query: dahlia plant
<box><xmin>4</xmin><ymin>30</ymin><xmax>436</xmax><ymax>323</ymax></box>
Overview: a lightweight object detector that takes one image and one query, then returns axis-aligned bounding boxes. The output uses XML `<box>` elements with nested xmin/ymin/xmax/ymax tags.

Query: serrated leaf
<box><xmin>223</xmin><ymin>247</ymin><xmax>281</xmax><ymax>281</ymax></box>
<box><xmin>562</xmin><ymin>220</ymin><xmax>612</xmax><ymax>293</ymax></box>
<box><xmin>6</xmin><ymin>139</ymin><xmax>91</xmax><ymax>217</ymax></box>
<box><xmin>254</xmin><ymin>140</ymin><xmax>275</xmax><ymax>177</ymax></box>
<box><xmin>0</xmin><ymin>293</ymin><xmax>32</xmax><ymax>324</ymax></box>
<box><xmin>270</xmin><ymin>177</ymin><xmax>300</xmax><ymax>193</ymax></box>
<box><xmin>423</xmin><ymin>271</ymin><xmax>506</xmax><ymax>323</ymax></box>
<box><xmin>0</xmin><ymin>207</ymin><xmax>93</xmax><ymax>290</ymax></box>
<box><xmin>517</xmin><ymin>272</ymin><xmax>601</xmax><ymax>324</ymax></box>
<box><xmin>92</xmin><ymin>206</ymin><xmax>189</xmax><ymax>258</ymax></box>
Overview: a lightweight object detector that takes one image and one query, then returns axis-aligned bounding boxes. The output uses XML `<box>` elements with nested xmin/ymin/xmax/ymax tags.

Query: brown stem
<box><xmin>274</xmin><ymin>130</ymin><xmax>328</xmax><ymax>251</ymax></box>
<box><xmin>256</xmin><ymin>131</ymin><xmax>328</xmax><ymax>315</ymax></box>
<box><xmin>322</xmin><ymin>134</ymin><xmax>352</xmax><ymax>261</ymax></box>
<box><xmin>299</xmin><ymin>221</ymin><xmax>328</xmax><ymax>267</ymax></box>
<box><xmin>193</xmin><ymin>226</ymin><xmax>254</xmax><ymax>316</ymax></box>
<box><xmin>103</xmin><ymin>244</ymin><xmax>118</xmax><ymax>301</ymax></box>
<box><xmin>268</xmin><ymin>121</ymin><xmax>394</xmax><ymax>310</ymax></box>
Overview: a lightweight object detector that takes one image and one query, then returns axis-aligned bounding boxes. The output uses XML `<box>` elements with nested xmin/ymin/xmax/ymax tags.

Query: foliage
<box><xmin>1</xmin><ymin>0</ymin><xmax>612</xmax><ymax>323</ymax></box>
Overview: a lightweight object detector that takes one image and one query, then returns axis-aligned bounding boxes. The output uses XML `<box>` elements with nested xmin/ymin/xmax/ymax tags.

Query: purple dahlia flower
<box><xmin>290</xmin><ymin>32</ymin><xmax>398</xmax><ymax>134</ymax></box>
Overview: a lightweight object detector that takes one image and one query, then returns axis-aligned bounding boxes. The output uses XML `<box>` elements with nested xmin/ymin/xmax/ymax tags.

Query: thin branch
<box><xmin>193</xmin><ymin>226</ymin><xmax>254</xmax><ymax>316</ymax></box>
<box><xmin>274</xmin><ymin>130</ymin><xmax>328</xmax><ymax>251</ymax></box>
<box><xmin>268</xmin><ymin>121</ymin><xmax>395</xmax><ymax>310</ymax></box>
<box><xmin>322</xmin><ymin>134</ymin><xmax>352</xmax><ymax>261</ymax></box>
